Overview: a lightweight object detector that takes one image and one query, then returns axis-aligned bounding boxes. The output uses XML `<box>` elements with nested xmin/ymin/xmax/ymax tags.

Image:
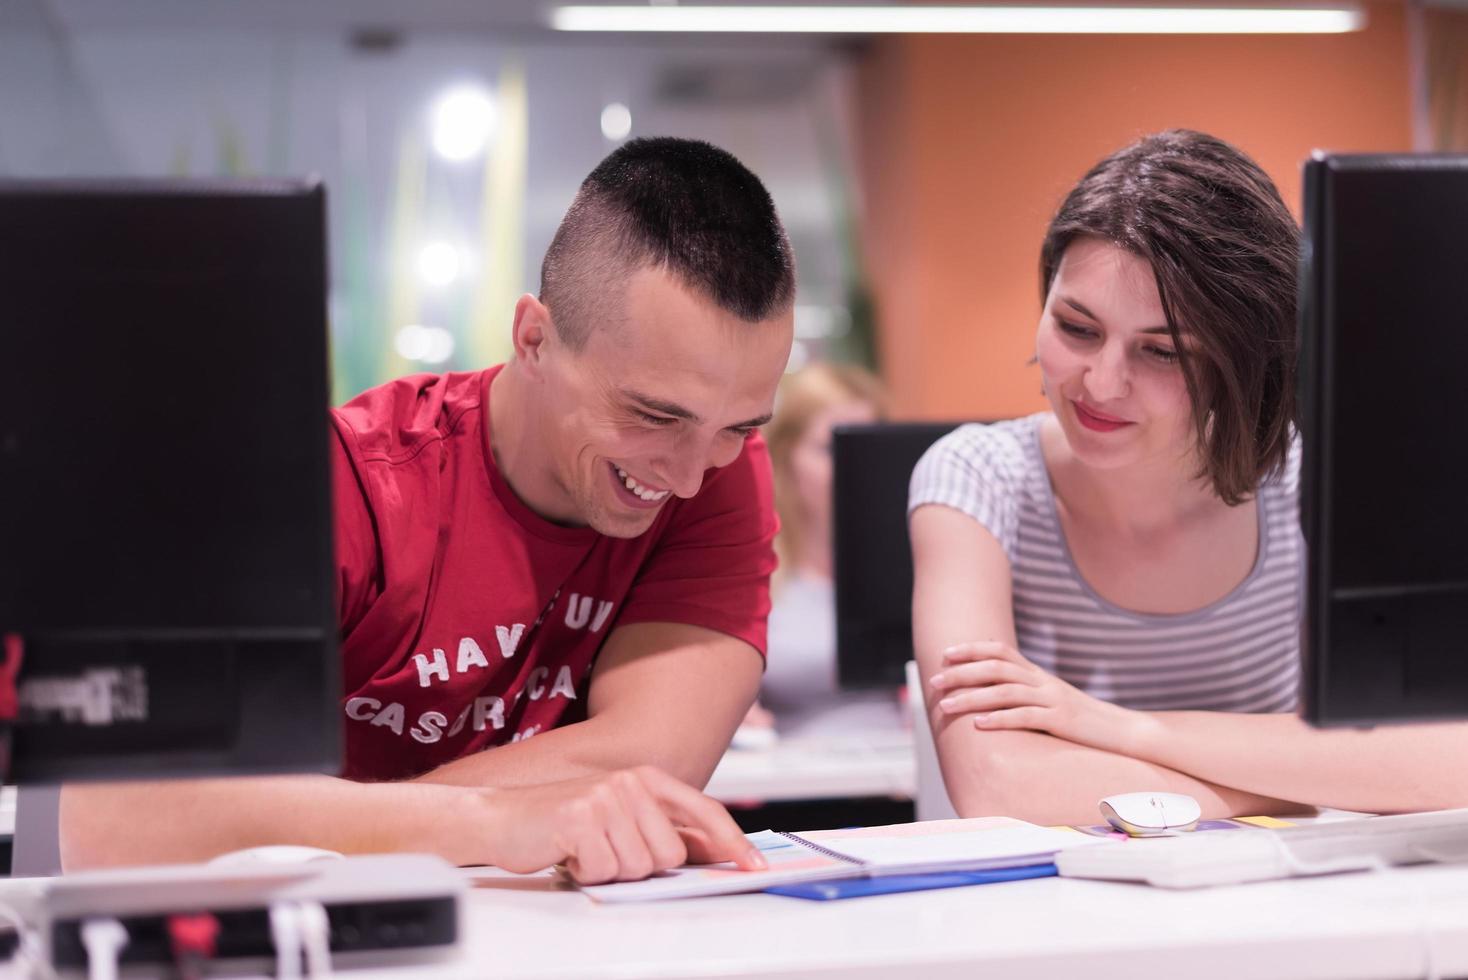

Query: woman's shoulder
<box><xmin>908</xmin><ymin>415</ymin><xmax>1048</xmax><ymax>553</ymax></box>
<box><xmin>1260</xmin><ymin>428</ymin><xmax>1304</xmax><ymax>498</ymax></box>
<box><xmin>916</xmin><ymin>414</ymin><xmax>1046</xmax><ymax>487</ymax></box>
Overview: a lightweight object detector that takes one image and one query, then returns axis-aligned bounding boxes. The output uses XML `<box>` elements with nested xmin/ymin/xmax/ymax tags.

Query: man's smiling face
<box><xmin>537</xmin><ymin>265</ymin><xmax>794</xmax><ymax>539</ymax></box>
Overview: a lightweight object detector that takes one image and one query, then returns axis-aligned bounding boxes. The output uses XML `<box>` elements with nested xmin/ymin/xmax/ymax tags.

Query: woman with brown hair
<box><xmin>741</xmin><ymin>362</ymin><xmax>903</xmax><ymax>740</ymax></box>
<box><xmin>910</xmin><ymin>129</ymin><xmax>1468</xmax><ymax>823</ymax></box>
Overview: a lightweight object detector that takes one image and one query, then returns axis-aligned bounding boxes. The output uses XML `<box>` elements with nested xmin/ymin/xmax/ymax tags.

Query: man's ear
<box><xmin>511</xmin><ymin>294</ymin><xmax>554</xmax><ymax>378</ymax></box>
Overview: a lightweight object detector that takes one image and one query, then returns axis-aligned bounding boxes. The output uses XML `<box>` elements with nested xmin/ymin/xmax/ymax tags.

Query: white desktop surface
<box><xmin>705</xmin><ymin>731</ymin><xmax>915</xmax><ymax>804</ymax></box>
<box><xmin>340</xmin><ymin>860</ymin><xmax>1468</xmax><ymax>980</ymax></box>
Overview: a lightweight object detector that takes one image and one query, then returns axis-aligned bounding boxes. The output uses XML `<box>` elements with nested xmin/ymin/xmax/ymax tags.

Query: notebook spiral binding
<box><xmin>774</xmin><ymin>832</ymin><xmax>865</xmax><ymax>866</ymax></box>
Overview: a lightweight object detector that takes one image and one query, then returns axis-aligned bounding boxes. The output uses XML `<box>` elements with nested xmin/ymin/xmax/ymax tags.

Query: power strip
<box><xmin>38</xmin><ymin>854</ymin><xmax>463</xmax><ymax>973</ymax></box>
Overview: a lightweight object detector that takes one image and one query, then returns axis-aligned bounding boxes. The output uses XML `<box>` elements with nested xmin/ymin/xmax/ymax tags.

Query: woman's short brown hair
<box><xmin>1039</xmin><ymin>129</ymin><xmax>1299</xmax><ymax>506</ymax></box>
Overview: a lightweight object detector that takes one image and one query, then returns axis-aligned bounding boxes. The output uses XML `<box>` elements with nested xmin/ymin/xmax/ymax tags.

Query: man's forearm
<box><xmin>415</xmin><ymin>712</ymin><xmax>719</xmax><ymax>790</ymax></box>
<box><xmin>942</xmin><ymin>728</ymin><xmax>1302</xmax><ymax>826</ymax></box>
<box><xmin>1122</xmin><ymin>712</ymin><xmax>1468</xmax><ymax>813</ymax></box>
<box><xmin>63</xmin><ymin>685</ymin><xmax>741</xmax><ymax>870</ymax></box>
<box><xmin>413</xmin><ymin>625</ymin><xmax>757</xmax><ymax>793</ymax></box>
<box><xmin>60</xmin><ymin>776</ymin><xmax>479</xmax><ymax>871</ymax></box>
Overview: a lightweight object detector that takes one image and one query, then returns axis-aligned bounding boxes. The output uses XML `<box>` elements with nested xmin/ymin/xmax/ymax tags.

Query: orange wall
<box><xmin>856</xmin><ymin>3</ymin><xmax>1413</xmax><ymax>420</ymax></box>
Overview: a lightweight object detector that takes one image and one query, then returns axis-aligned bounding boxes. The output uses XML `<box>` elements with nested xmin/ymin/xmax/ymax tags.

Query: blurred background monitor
<box><xmin>0</xmin><ymin>180</ymin><xmax>341</xmax><ymax>782</ymax></box>
<box><xmin>833</xmin><ymin>422</ymin><xmax>960</xmax><ymax>690</ymax></box>
<box><xmin>1299</xmin><ymin>153</ymin><xmax>1468</xmax><ymax>727</ymax></box>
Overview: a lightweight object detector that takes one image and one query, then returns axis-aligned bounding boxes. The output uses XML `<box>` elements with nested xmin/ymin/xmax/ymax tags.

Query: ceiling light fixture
<box><xmin>430</xmin><ymin>86</ymin><xmax>497</xmax><ymax>162</ymax></box>
<box><xmin>550</xmin><ymin>5</ymin><xmax>1364</xmax><ymax>35</ymax></box>
<box><xmin>601</xmin><ymin>103</ymin><xmax>633</xmax><ymax>141</ymax></box>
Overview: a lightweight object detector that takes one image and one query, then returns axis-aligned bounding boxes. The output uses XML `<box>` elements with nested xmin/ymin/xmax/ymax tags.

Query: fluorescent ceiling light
<box><xmin>601</xmin><ymin>102</ymin><xmax>633</xmax><ymax>141</ymax></box>
<box><xmin>417</xmin><ymin>242</ymin><xmax>465</xmax><ymax>288</ymax></box>
<box><xmin>551</xmin><ymin>5</ymin><xmax>1364</xmax><ymax>34</ymax></box>
<box><xmin>395</xmin><ymin>324</ymin><xmax>457</xmax><ymax>365</ymax></box>
<box><xmin>431</xmin><ymin>86</ymin><xmax>497</xmax><ymax>162</ymax></box>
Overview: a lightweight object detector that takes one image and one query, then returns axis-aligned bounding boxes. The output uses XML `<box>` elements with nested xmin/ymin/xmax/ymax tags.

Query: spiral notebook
<box><xmin>578</xmin><ymin>816</ymin><xmax>1108</xmax><ymax>903</ymax></box>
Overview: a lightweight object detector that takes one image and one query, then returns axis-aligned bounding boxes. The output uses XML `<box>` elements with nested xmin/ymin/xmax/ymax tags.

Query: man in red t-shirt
<box><xmin>62</xmin><ymin>138</ymin><xmax>795</xmax><ymax>883</ymax></box>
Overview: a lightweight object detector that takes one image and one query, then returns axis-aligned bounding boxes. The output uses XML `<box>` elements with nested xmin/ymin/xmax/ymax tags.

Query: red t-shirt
<box><xmin>330</xmin><ymin>366</ymin><xmax>777</xmax><ymax>782</ymax></box>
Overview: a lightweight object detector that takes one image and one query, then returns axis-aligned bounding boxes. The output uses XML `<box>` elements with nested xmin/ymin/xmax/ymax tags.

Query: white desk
<box><xmin>358</xmin><ymin>860</ymin><xmax>1468</xmax><ymax>979</ymax></box>
<box><xmin>705</xmin><ymin>732</ymin><xmax>915</xmax><ymax>804</ymax></box>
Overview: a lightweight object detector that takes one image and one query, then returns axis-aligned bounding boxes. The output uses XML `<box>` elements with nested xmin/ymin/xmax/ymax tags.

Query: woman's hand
<box><xmin>928</xmin><ymin>641</ymin><xmax>1141</xmax><ymax>756</ymax></box>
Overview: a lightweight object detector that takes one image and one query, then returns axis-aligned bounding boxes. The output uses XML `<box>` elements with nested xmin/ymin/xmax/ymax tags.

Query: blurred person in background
<box><xmin>738</xmin><ymin>362</ymin><xmax>905</xmax><ymax>743</ymax></box>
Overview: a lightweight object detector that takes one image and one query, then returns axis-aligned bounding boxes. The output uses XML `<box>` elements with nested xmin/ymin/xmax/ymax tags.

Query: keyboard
<box><xmin>1056</xmin><ymin>808</ymin><xmax>1468</xmax><ymax>888</ymax></box>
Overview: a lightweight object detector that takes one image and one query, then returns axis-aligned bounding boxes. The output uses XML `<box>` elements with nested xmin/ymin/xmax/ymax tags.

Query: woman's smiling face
<box><xmin>1035</xmin><ymin>236</ymin><xmax>1197</xmax><ymax>473</ymax></box>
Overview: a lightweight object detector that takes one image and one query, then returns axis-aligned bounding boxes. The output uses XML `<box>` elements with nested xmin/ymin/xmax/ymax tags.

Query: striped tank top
<box><xmin>908</xmin><ymin>414</ymin><xmax>1302</xmax><ymax>713</ymax></box>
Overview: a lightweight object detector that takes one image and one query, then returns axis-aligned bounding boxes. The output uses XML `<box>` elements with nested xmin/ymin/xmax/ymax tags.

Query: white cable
<box><xmin>1419</xmin><ymin>893</ymin><xmax>1441</xmax><ymax>980</ymax></box>
<box><xmin>296</xmin><ymin>902</ymin><xmax>333</xmax><ymax>979</ymax></box>
<box><xmin>1265</xmin><ymin>832</ymin><xmax>1453</xmax><ymax>979</ymax></box>
<box><xmin>269</xmin><ymin>902</ymin><xmax>303</xmax><ymax>980</ymax></box>
<box><xmin>1372</xmin><ymin>852</ymin><xmax>1441</xmax><ymax>980</ymax></box>
<box><xmin>1260</xmin><ymin>831</ymin><xmax>1390</xmax><ymax>877</ymax></box>
<box><xmin>79</xmin><ymin>918</ymin><xmax>127</xmax><ymax>980</ymax></box>
<box><xmin>1402</xmin><ymin>844</ymin><xmax>1443</xmax><ymax>980</ymax></box>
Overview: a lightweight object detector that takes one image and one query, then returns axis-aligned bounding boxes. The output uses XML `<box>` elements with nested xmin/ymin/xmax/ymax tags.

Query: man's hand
<box><xmin>473</xmin><ymin>766</ymin><xmax>768</xmax><ymax>884</ymax></box>
<box><xmin>928</xmin><ymin>641</ymin><xmax>1141</xmax><ymax>755</ymax></box>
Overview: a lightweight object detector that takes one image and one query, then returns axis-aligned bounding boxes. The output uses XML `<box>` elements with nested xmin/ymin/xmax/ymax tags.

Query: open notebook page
<box><xmin>579</xmin><ymin>817</ymin><xmax>1105</xmax><ymax>903</ymax></box>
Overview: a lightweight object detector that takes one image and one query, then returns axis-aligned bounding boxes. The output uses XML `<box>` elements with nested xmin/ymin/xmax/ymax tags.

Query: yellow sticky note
<box><xmin>1234</xmin><ymin>815</ymin><xmax>1296</xmax><ymax>829</ymax></box>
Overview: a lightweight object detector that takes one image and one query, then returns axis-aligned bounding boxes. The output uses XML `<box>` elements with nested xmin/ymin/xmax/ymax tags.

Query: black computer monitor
<box><xmin>833</xmin><ymin>422</ymin><xmax>961</xmax><ymax>689</ymax></box>
<box><xmin>0</xmin><ymin>180</ymin><xmax>341</xmax><ymax>781</ymax></box>
<box><xmin>1298</xmin><ymin>153</ymin><xmax>1468</xmax><ymax>727</ymax></box>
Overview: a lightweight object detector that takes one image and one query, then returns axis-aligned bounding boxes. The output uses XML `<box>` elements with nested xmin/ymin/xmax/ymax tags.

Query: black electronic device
<box><xmin>1299</xmin><ymin>152</ymin><xmax>1468</xmax><ymax>726</ymax></box>
<box><xmin>832</xmin><ymin>422</ymin><xmax>961</xmax><ymax>690</ymax></box>
<box><xmin>0</xmin><ymin>179</ymin><xmax>341</xmax><ymax>780</ymax></box>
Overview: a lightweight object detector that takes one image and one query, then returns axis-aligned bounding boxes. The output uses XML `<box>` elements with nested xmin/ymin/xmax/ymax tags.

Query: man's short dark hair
<box><xmin>540</xmin><ymin>137</ymin><xmax>796</xmax><ymax>349</ymax></box>
<box><xmin>1039</xmin><ymin>129</ymin><xmax>1300</xmax><ymax>506</ymax></box>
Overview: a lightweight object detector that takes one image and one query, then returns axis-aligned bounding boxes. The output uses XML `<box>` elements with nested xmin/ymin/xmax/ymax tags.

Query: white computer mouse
<box><xmin>208</xmin><ymin>845</ymin><xmax>346</xmax><ymax>868</ymax></box>
<box><xmin>1098</xmin><ymin>792</ymin><xmax>1202</xmax><ymax>836</ymax></box>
